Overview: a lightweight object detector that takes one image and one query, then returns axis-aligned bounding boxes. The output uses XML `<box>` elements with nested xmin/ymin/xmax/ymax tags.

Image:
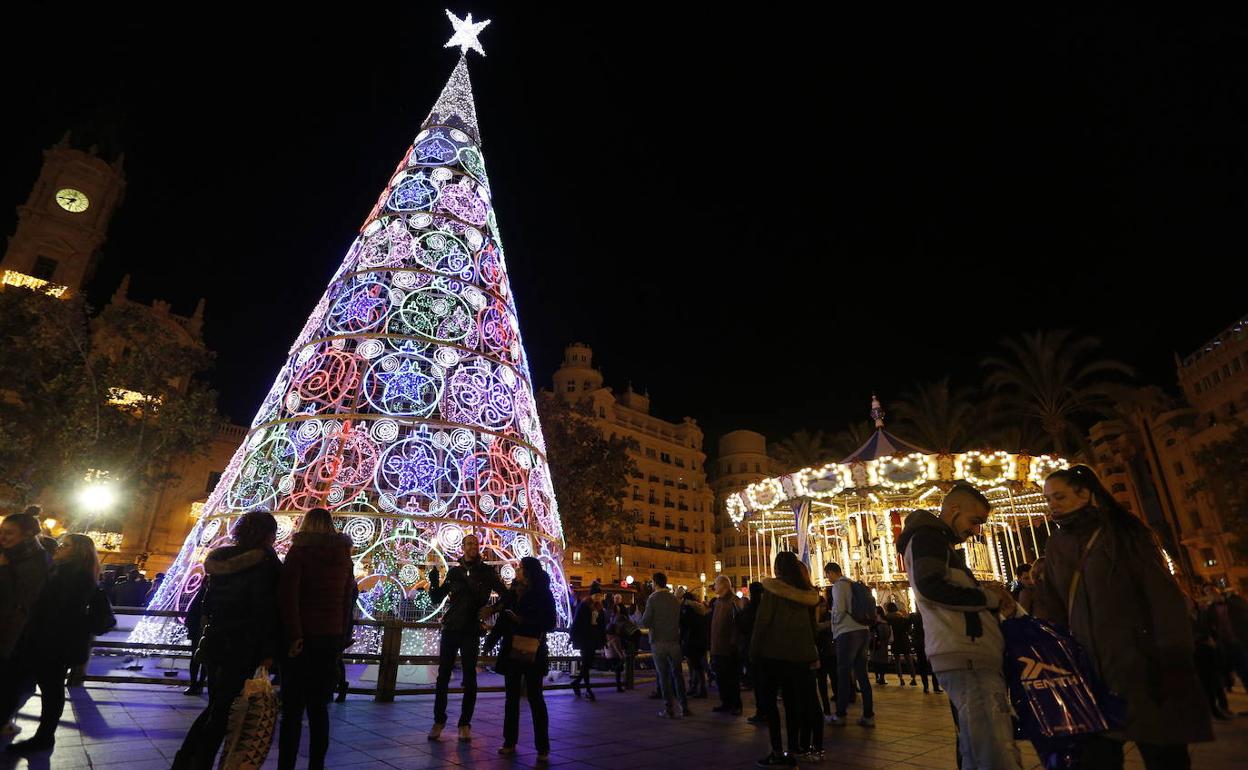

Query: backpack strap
<box><xmin>1067</xmin><ymin>526</ymin><xmax>1104</xmax><ymax>617</ymax></box>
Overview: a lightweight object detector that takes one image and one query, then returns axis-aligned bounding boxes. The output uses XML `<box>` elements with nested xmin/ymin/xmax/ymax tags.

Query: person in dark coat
<box><xmin>569</xmin><ymin>586</ymin><xmax>607</xmax><ymax>700</ymax></box>
<box><xmin>0</xmin><ymin>512</ymin><xmax>51</xmax><ymax>662</ymax></box>
<box><xmin>909</xmin><ymin>609</ymin><xmax>938</xmax><ymax>693</ymax></box>
<box><xmin>738</xmin><ymin>581</ymin><xmax>766</xmax><ymax>723</ymax></box>
<box><xmin>487</xmin><ymin>557</ymin><xmax>557</xmax><ymax>763</ymax></box>
<box><xmin>183</xmin><ymin>585</ymin><xmax>208</xmax><ymax>695</ymax></box>
<box><xmin>172</xmin><ymin>511</ymin><xmax>282</xmax><ymax>770</ymax></box>
<box><xmin>2</xmin><ymin>533</ymin><xmax>98</xmax><ymax>754</ymax></box>
<box><xmin>1035</xmin><ymin>465</ymin><xmax>1213</xmax><ymax>770</ymax></box>
<box><xmin>427</xmin><ymin>532</ymin><xmax>505</xmax><ymax>742</ymax></box>
<box><xmin>884</xmin><ymin>602</ymin><xmax>917</xmax><ymax>686</ymax></box>
<box><xmin>276</xmin><ymin>508</ymin><xmax>356</xmax><ymax>770</ymax></box>
<box><xmin>749</xmin><ymin>553</ymin><xmax>820</xmax><ymax>767</ymax></box>
<box><xmin>680</xmin><ymin>590</ymin><xmax>711</xmax><ymax>698</ymax></box>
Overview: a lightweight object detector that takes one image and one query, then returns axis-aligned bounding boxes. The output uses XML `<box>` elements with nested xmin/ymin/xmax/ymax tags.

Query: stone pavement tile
<box><xmin>82</xmin><ymin>740</ymin><xmax>166</xmax><ymax>764</ymax></box>
<box><xmin>384</xmin><ymin>756</ymin><xmax>450</xmax><ymax>770</ymax></box>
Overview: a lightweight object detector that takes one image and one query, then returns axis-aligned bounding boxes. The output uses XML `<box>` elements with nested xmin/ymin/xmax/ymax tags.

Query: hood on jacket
<box><xmin>205</xmin><ymin>546</ymin><xmax>273</xmax><ymax>576</ymax></box>
<box><xmin>895</xmin><ymin>508</ymin><xmax>957</xmax><ymax>556</ymax></box>
<box><xmin>290</xmin><ymin>531</ymin><xmax>352</xmax><ymax>551</ymax></box>
<box><xmin>5</xmin><ymin>538</ymin><xmax>48</xmax><ymax>564</ymax></box>
<box><xmin>761</xmin><ymin>577</ymin><xmax>820</xmax><ymax>607</ymax></box>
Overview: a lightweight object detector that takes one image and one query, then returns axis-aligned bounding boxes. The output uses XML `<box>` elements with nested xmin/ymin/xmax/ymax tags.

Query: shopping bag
<box><xmin>218</xmin><ymin>667</ymin><xmax>278</xmax><ymax>770</ymax></box>
<box><xmin>1002</xmin><ymin>617</ymin><xmax>1125</xmax><ymax>769</ymax></box>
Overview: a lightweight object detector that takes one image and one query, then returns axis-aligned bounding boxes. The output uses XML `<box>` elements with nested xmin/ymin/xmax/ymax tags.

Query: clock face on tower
<box><xmin>54</xmin><ymin>188</ymin><xmax>90</xmax><ymax>213</ymax></box>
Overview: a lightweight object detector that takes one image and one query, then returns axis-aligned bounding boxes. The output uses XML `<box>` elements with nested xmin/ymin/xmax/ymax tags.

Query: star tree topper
<box><xmin>444</xmin><ymin>9</ymin><xmax>491</xmax><ymax>57</ymax></box>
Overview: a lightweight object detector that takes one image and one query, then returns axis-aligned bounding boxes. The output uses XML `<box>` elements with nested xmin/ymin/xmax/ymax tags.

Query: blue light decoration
<box><xmin>134</xmin><ymin>27</ymin><xmax>572</xmax><ymax>649</ymax></box>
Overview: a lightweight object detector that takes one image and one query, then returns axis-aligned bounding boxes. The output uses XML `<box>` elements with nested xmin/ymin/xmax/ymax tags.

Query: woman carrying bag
<box><xmin>173</xmin><ymin>510</ymin><xmax>282</xmax><ymax>770</ymax></box>
<box><xmin>487</xmin><ymin>556</ymin><xmax>557</xmax><ymax>763</ymax></box>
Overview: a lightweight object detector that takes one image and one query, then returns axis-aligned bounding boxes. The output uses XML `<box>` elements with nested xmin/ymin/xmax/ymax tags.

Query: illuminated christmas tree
<box><xmin>139</xmin><ymin>11</ymin><xmax>571</xmax><ymax>643</ymax></box>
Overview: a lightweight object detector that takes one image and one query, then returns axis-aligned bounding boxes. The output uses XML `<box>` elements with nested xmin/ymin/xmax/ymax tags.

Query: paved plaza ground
<box><xmin>2</xmin><ymin>672</ymin><xmax>1246</xmax><ymax>769</ymax></box>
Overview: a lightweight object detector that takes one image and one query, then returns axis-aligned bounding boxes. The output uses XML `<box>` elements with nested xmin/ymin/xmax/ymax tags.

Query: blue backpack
<box><xmin>849</xmin><ymin>580</ymin><xmax>875</xmax><ymax>626</ymax></box>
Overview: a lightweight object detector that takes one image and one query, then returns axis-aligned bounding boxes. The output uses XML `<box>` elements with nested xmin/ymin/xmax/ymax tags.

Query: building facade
<box><xmin>709</xmin><ymin>429</ymin><xmax>782</xmax><ymax>589</ymax></box>
<box><xmin>1</xmin><ymin>134</ymin><xmax>125</xmax><ymax>297</ymax></box>
<box><xmin>552</xmin><ymin>343</ymin><xmax>716</xmax><ymax>592</ymax></box>
<box><xmin>2</xmin><ymin>135</ymin><xmax>242</xmax><ymax>574</ymax></box>
<box><xmin>1090</xmin><ymin>314</ymin><xmax>1248</xmax><ymax>591</ymax></box>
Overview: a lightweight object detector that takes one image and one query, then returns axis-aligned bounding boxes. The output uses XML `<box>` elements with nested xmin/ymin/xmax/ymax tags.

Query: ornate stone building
<box><xmin>709</xmin><ymin>430</ymin><xmax>783</xmax><ymax>588</ymax></box>
<box><xmin>2</xmin><ymin>134</ymin><xmax>242</xmax><ymax>573</ymax></box>
<box><xmin>552</xmin><ymin>343</ymin><xmax>716</xmax><ymax>592</ymax></box>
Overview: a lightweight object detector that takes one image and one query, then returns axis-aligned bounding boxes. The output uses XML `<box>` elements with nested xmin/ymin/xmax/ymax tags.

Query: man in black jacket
<box><xmin>427</xmin><ymin>533</ymin><xmax>505</xmax><ymax>743</ymax></box>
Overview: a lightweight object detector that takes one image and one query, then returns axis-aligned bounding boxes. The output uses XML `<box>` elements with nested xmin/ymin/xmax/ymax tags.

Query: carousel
<box><xmin>725</xmin><ymin>397</ymin><xmax>1068</xmax><ymax>610</ymax></box>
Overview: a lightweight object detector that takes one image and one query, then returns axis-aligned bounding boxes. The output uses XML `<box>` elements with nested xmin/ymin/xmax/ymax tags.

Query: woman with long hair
<box><xmin>489</xmin><ymin>557</ymin><xmax>557</xmax><ymax>763</ymax></box>
<box><xmin>1035</xmin><ymin>465</ymin><xmax>1213</xmax><ymax>770</ymax></box>
<box><xmin>276</xmin><ymin>508</ymin><xmax>356</xmax><ymax>770</ymax></box>
<box><xmin>173</xmin><ymin>510</ymin><xmax>283</xmax><ymax>770</ymax></box>
<box><xmin>2</xmin><ymin>534</ymin><xmax>98</xmax><ymax>754</ymax></box>
<box><xmin>749</xmin><ymin>551</ymin><xmax>820</xmax><ymax>767</ymax></box>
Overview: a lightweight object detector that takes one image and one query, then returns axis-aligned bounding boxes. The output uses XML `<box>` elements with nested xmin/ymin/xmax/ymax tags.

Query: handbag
<box><xmin>87</xmin><ymin>587</ymin><xmax>117</xmax><ymax>635</ymax></box>
<box><xmin>218</xmin><ymin>667</ymin><xmax>278</xmax><ymax>770</ymax></box>
<box><xmin>509</xmin><ymin>634</ymin><xmax>541</xmax><ymax>664</ymax></box>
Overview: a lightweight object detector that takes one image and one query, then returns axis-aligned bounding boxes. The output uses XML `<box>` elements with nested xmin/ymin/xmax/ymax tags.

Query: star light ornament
<box><xmin>444</xmin><ymin>10</ymin><xmax>491</xmax><ymax>57</ymax></box>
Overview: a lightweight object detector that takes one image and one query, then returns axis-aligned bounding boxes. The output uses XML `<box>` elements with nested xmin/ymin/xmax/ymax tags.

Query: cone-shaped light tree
<box><xmin>138</xmin><ymin>12</ymin><xmax>572</xmax><ymax>642</ymax></box>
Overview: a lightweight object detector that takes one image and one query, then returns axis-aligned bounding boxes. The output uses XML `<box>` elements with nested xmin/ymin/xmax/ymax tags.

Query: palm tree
<box><xmin>770</xmin><ymin>429</ymin><xmax>836</xmax><ymax>471</ymax></box>
<box><xmin>982</xmin><ymin>330</ymin><xmax>1133</xmax><ymax>458</ymax></box>
<box><xmin>891</xmin><ymin>377</ymin><xmax>977</xmax><ymax>452</ymax></box>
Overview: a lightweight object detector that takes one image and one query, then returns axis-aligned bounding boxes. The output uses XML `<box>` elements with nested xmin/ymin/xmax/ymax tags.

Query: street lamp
<box><xmin>77</xmin><ymin>481</ymin><xmax>117</xmax><ymax>513</ymax></box>
<box><xmin>78</xmin><ymin>479</ymin><xmax>123</xmax><ymax>552</ymax></box>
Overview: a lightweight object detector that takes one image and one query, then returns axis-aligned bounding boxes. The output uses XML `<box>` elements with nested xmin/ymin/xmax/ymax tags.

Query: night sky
<box><xmin>4</xmin><ymin>6</ymin><xmax>1245</xmax><ymax>449</ymax></box>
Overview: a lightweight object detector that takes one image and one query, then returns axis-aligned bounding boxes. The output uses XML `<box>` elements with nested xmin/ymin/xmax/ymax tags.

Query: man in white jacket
<box><xmin>896</xmin><ymin>483</ymin><xmax>1021</xmax><ymax>770</ymax></box>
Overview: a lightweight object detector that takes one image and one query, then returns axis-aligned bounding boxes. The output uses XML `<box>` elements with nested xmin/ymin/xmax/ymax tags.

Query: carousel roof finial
<box><xmin>870</xmin><ymin>394</ymin><xmax>885</xmax><ymax>428</ymax></box>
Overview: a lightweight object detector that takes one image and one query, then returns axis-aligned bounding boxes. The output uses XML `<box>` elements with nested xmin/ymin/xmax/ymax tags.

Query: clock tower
<box><xmin>1</xmin><ymin>132</ymin><xmax>126</xmax><ymax>295</ymax></box>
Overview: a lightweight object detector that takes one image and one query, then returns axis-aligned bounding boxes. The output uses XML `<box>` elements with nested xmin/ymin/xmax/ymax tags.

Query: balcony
<box><xmin>678</xmin><ymin>504</ymin><xmax>688</xmax><ymax>511</ymax></box>
<box><xmin>663</xmin><ymin>501</ymin><xmax>675</xmax><ymax>508</ymax></box>
<box><xmin>678</xmin><ymin>526</ymin><xmax>689</xmax><ymax>532</ymax></box>
<box><xmin>632</xmin><ymin>494</ymin><xmax>643</xmax><ymax>501</ymax></box>
<box><xmin>664</xmin><ymin>523</ymin><xmax>675</xmax><ymax>530</ymax></box>
<box><xmin>648</xmin><ymin>519</ymin><xmax>659</xmax><ymax>528</ymax></box>
<box><xmin>663</xmin><ymin>479</ymin><xmax>674</xmax><ymax>487</ymax></box>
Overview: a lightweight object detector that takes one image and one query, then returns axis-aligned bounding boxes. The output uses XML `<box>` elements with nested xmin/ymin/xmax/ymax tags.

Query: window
<box><xmin>664</xmin><ymin>536</ymin><xmax>671</xmax><ymax>548</ymax></box>
<box><xmin>1201</xmin><ymin>548</ymin><xmax>1218</xmax><ymax>568</ymax></box>
<box><xmin>679</xmin><ymin>538</ymin><xmax>686</xmax><ymax>548</ymax></box>
<box><xmin>565</xmin><ymin>381</ymin><xmax>576</xmax><ymax>392</ymax></box>
<box><xmin>32</xmin><ymin>256</ymin><xmax>57</xmax><ymax>280</ymax></box>
<box><xmin>598</xmin><ymin>406</ymin><xmax>606</xmax><ymax>418</ymax></box>
<box><xmin>645</xmin><ymin>448</ymin><xmax>656</xmax><ymax>459</ymax></box>
<box><xmin>1191</xmin><ymin>510</ymin><xmax>1203</xmax><ymax>529</ymax></box>
<box><xmin>572</xmin><ymin>551</ymin><xmax>582</xmax><ymax>564</ymax></box>
<box><xmin>754</xmin><ymin>463</ymin><xmax>761</xmax><ymax>473</ymax></box>
<box><xmin>660</xmin><ymin>452</ymin><xmax>671</xmax><ymax>464</ymax></box>
<box><xmin>205</xmin><ymin>471</ymin><xmax>223</xmax><ymax>495</ymax></box>
<box><xmin>675</xmin><ymin>457</ymin><xmax>685</xmax><ymax>468</ymax></box>
<box><xmin>737</xmin><ymin>463</ymin><xmax>747</xmax><ymax>473</ymax></box>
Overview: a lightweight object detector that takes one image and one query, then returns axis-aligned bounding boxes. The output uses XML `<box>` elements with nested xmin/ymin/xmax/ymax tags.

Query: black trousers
<box><xmin>1080</xmin><ymin>735</ymin><xmax>1191</xmax><ymax>770</ymax></box>
<box><xmin>0</xmin><ymin>657</ymin><xmax>69</xmax><ymax>741</ymax></box>
<box><xmin>796</xmin><ymin>666</ymin><xmax>823</xmax><ymax>752</ymax></box>
<box><xmin>712</xmin><ymin>653</ymin><xmax>742</xmax><ymax>709</ymax></box>
<box><xmin>434</xmin><ymin>630</ymin><xmax>480</xmax><ymax>727</ymax></box>
<box><xmin>172</xmin><ymin>659</ymin><xmax>257</xmax><ymax>770</ymax></box>
<box><xmin>571</xmin><ymin>649</ymin><xmax>596</xmax><ymax>691</ymax></box>
<box><xmin>278</xmin><ymin>637</ymin><xmax>340</xmax><ymax>770</ymax></box>
<box><xmin>757</xmin><ymin>658</ymin><xmax>804</xmax><ymax>755</ymax></box>
<box><xmin>503</xmin><ymin>667</ymin><xmax>549</xmax><ymax>753</ymax></box>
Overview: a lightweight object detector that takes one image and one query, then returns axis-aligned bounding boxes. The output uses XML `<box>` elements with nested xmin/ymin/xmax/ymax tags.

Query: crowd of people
<box><xmin>0</xmin><ymin>462</ymin><xmax>1242</xmax><ymax>768</ymax></box>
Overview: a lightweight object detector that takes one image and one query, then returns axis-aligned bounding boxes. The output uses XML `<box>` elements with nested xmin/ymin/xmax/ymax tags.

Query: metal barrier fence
<box><xmin>83</xmin><ymin>607</ymin><xmax>653</xmax><ymax>702</ymax></box>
